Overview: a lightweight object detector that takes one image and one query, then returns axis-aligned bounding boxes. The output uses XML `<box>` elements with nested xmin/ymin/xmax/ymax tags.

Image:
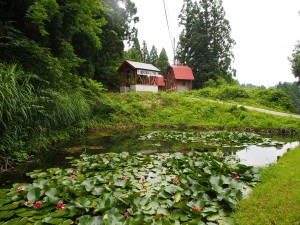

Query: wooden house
<box><xmin>165</xmin><ymin>65</ymin><xmax>194</xmax><ymax>92</ymax></box>
<box><xmin>119</xmin><ymin>60</ymin><xmax>163</xmax><ymax>93</ymax></box>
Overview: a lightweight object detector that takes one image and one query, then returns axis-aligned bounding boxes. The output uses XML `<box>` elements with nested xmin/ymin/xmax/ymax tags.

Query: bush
<box><xmin>255</xmin><ymin>89</ymin><xmax>297</xmax><ymax>113</ymax></box>
<box><xmin>216</xmin><ymin>86</ymin><xmax>249</xmax><ymax>100</ymax></box>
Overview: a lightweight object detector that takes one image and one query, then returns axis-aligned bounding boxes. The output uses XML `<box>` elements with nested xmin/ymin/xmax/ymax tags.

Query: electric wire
<box><xmin>163</xmin><ymin>0</ymin><xmax>175</xmax><ymax>60</ymax></box>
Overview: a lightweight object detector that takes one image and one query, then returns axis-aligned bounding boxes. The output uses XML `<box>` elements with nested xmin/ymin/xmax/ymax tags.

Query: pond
<box><xmin>0</xmin><ymin>129</ymin><xmax>299</xmax><ymax>188</ymax></box>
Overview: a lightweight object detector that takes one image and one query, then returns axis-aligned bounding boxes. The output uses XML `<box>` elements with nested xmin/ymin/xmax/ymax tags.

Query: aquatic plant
<box><xmin>0</xmin><ymin>152</ymin><xmax>259</xmax><ymax>224</ymax></box>
<box><xmin>141</xmin><ymin>131</ymin><xmax>283</xmax><ymax>148</ymax></box>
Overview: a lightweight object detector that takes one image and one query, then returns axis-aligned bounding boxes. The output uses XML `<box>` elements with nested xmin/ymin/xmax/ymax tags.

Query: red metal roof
<box><xmin>157</xmin><ymin>75</ymin><xmax>165</xmax><ymax>86</ymax></box>
<box><xmin>171</xmin><ymin>65</ymin><xmax>194</xmax><ymax>80</ymax></box>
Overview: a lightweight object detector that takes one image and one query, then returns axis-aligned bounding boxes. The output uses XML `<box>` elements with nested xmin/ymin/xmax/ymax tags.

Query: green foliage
<box><xmin>216</xmin><ymin>86</ymin><xmax>249</xmax><ymax>100</ymax></box>
<box><xmin>149</xmin><ymin>45</ymin><xmax>159</xmax><ymax>67</ymax></box>
<box><xmin>289</xmin><ymin>41</ymin><xmax>300</xmax><ymax>82</ymax></box>
<box><xmin>176</xmin><ymin>0</ymin><xmax>235</xmax><ymax>88</ymax></box>
<box><xmin>185</xmin><ymin>83</ymin><xmax>298</xmax><ymax>114</ymax></box>
<box><xmin>0</xmin><ymin>0</ymin><xmax>139</xmax><ymax>89</ymax></box>
<box><xmin>0</xmin><ymin>152</ymin><xmax>260</xmax><ymax>224</ymax></box>
<box><xmin>254</xmin><ymin>89</ymin><xmax>297</xmax><ymax>113</ymax></box>
<box><xmin>141</xmin><ymin>131</ymin><xmax>281</xmax><ymax>148</ymax></box>
<box><xmin>277</xmin><ymin>82</ymin><xmax>300</xmax><ymax>113</ymax></box>
<box><xmin>141</xmin><ymin>40</ymin><xmax>150</xmax><ymax>63</ymax></box>
<box><xmin>0</xmin><ymin>64</ymin><xmax>113</xmax><ymax>161</ymax></box>
<box><xmin>0</xmin><ymin>63</ymin><xmax>37</xmax><ymax>157</ymax></box>
<box><xmin>157</xmin><ymin>48</ymin><xmax>169</xmax><ymax>75</ymax></box>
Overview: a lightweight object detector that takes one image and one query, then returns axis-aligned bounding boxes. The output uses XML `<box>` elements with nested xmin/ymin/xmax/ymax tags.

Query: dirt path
<box><xmin>189</xmin><ymin>98</ymin><xmax>300</xmax><ymax>119</ymax></box>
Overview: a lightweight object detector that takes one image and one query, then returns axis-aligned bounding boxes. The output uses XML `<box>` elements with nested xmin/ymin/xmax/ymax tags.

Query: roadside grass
<box><xmin>232</xmin><ymin>146</ymin><xmax>300</xmax><ymax>225</ymax></box>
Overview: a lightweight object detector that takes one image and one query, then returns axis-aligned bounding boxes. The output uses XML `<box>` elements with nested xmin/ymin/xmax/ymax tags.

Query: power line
<box><xmin>163</xmin><ymin>0</ymin><xmax>175</xmax><ymax>62</ymax></box>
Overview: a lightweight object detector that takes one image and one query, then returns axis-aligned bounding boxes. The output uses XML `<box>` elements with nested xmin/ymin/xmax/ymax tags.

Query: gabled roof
<box><xmin>170</xmin><ymin>65</ymin><xmax>194</xmax><ymax>80</ymax></box>
<box><xmin>157</xmin><ymin>75</ymin><xmax>165</xmax><ymax>86</ymax></box>
<box><xmin>119</xmin><ymin>60</ymin><xmax>160</xmax><ymax>72</ymax></box>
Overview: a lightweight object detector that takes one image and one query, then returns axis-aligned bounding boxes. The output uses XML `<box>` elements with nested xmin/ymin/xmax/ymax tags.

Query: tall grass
<box><xmin>0</xmin><ymin>63</ymin><xmax>36</xmax><ymax>158</ymax></box>
<box><xmin>0</xmin><ymin>64</ymin><xmax>108</xmax><ymax>165</ymax></box>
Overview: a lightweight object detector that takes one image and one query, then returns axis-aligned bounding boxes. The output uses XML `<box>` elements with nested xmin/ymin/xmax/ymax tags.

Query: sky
<box><xmin>131</xmin><ymin>0</ymin><xmax>300</xmax><ymax>87</ymax></box>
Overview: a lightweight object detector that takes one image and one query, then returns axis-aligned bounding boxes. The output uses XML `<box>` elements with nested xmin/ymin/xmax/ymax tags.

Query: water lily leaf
<box><xmin>74</xmin><ymin>196</ymin><xmax>92</xmax><ymax>209</ymax></box>
<box><xmin>207</xmin><ymin>213</ymin><xmax>221</xmax><ymax>221</ymax></box>
<box><xmin>174</xmin><ymin>192</ymin><xmax>181</xmax><ymax>203</ymax></box>
<box><xmin>0</xmin><ymin>198</ymin><xmax>12</xmax><ymax>206</ymax></box>
<box><xmin>42</xmin><ymin>217</ymin><xmax>66</xmax><ymax>224</ymax></box>
<box><xmin>50</xmin><ymin>208</ymin><xmax>70</xmax><ymax>217</ymax></box>
<box><xmin>45</xmin><ymin>188</ymin><xmax>60</xmax><ymax>203</ymax></box>
<box><xmin>27</xmin><ymin>187</ymin><xmax>42</xmax><ymax>203</ymax></box>
<box><xmin>2</xmin><ymin>217</ymin><xmax>28</xmax><ymax>225</ymax></box>
<box><xmin>164</xmin><ymin>186</ymin><xmax>176</xmax><ymax>194</ymax></box>
<box><xmin>0</xmin><ymin>203</ymin><xmax>19</xmax><ymax>210</ymax></box>
<box><xmin>0</xmin><ymin>210</ymin><xmax>14</xmax><ymax>219</ymax></box>
<box><xmin>78</xmin><ymin>215</ymin><xmax>104</xmax><ymax>225</ymax></box>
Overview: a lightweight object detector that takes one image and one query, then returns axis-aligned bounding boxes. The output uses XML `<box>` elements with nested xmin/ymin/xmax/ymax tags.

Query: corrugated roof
<box><xmin>126</xmin><ymin>60</ymin><xmax>160</xmax><ymax>72</ymax></box>
<box><xmin>171</xmin><ymin>65</ymin><xmax>194</xmax><ymax>80</ymax></box>
<box><xmin>157</xmin><ymin>75</ymin><xmax>165</xmax><ymax>86</ymax></box>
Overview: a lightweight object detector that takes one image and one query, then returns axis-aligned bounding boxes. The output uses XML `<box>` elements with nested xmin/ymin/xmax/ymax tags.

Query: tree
<box><xmin>123</xmin><ymin>37</ymin><xmax>142</xmax><ymax>62</ymax></box>
<box><xmin>176</xmin><ymin>0</ymin><xmax>235</xmax><ymax>88</ymax></box>
<box><xmin>141</xmin><ymin>40</ymin><xmax>150</xmax><ymax>63</ymax></box>
<box><xmin>149</xmin><ymin>45</ymin><xmax>159</xmax><ymax>67</ymax></box>
<box><xmin>289</xmin><ymin>41</ymin><xmax>300</xmax><ymax>83</ymax></box>
<box><xmin>0</xmin><ymin>0</ymin><xmax>139</xmax><ymax>89</ymax></box>
<box><xmin>277</xmin><ymin>82</ymin><xmax>300</xmax><ymax>113</ymax></box>
<box><xmin>93</xmin><ymin>0</ymin><xmax>139</xmax><ymax>88</ymax></box>
<box><xmin>157</xmin><ymin>48</ymin><xmax>169</xmax><ymax>75</ymax></box>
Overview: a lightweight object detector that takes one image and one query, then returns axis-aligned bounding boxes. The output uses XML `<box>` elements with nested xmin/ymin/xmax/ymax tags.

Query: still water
<box><xmin>0</xmin><ymin>129</ymin><xmax>299</xmax><ymax>188</ymax></box>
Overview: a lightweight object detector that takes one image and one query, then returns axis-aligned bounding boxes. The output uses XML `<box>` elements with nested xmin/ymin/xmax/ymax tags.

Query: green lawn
<box><xmin>233</xmin><ymin>146</ymin><xmax>300</xmax><ymax>225</ymax></box>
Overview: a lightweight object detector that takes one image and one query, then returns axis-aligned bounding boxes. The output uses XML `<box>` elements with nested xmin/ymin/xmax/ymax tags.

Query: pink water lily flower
<box><xmin>162</xmin><ymin>155</ymin><xmax>166</xmax><ymax>159</ymax></box>
<box><xmin>56</xmin><ymin>201</ymin><xmax>65</xmax><ymax>210</ymax></box>
<box><xmin>140</xmin><ymin>176</ymin><xmax>145</xmax><ymax>182</ymax></box>
<box><xmin>192</xmin><ymin>157</ymin><xmax>197</xmax><ymax>161</ymax></box>
<box><xmin>173</xmin><ymin>178</ymin><xmax>179</xmax><ymax>184</ymax></box>
<box><xmin>70</xmin><ymin>175</ymin><xmax>76</xmax><ymax>179</ymax></box>
<box><xmin>33</xmin><ymin>201</ymin><xmax>42</xmax><ymax>209</ymax></box>
<box><xmin>17</xmin><ymin>186</ymin><xmax>24</xmax><ymax>191</ymax></box>
<box><xmin>121</xmin><ymin>175</ymin><xmax>126</xmax><ymax>180</ymax></box>
<box><xmin>193</xmin><ymin>206</ymin><xmax>201</xmax><ymax>211</ymax></box>
<box><xmin>232</xmin><ymin>173</ymin><xmax>239</xmax><ymax>179</ymax></box>
<box><xmin>124</xmin><ymin>211</ymin><xmax>130</xmax><ymax>217</ymax></box>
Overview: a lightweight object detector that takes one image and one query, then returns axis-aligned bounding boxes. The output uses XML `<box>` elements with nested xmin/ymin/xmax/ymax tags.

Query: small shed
<box><xmin>118</xmin><ymin>60</ymin><xmax>162</xmax><ymax>93</ymax></box>
<box><xmin>157</xmin><ymin>75</ymin><xmax>165</xmax><ymax>92</ymax></box>
<box><xmin>165</xmin><ymin>65</ymin><xmax>194</xmax><ymax>92</ymax></box>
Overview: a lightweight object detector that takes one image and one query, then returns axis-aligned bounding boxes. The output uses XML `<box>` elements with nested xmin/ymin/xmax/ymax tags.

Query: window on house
<box><xmin>182</xmin><ymin>81</ymin><xmax>186</xmax><ymax>86</ymax></box>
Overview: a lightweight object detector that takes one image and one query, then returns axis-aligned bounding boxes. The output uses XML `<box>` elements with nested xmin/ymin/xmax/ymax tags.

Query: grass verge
<box><xmin>232</xmin><ymin>146</ymin><xmax>300</xmax><ymax>225</ymax></box>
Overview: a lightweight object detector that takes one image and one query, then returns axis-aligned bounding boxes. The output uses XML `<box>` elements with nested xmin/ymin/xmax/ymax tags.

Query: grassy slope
<box><xmin>184</xmin><ymin>86</ymin><xmax>299</xmax><ymax>114</ymax></box>
<box><xmin>105</xmin><ymin>92</ymin><xmax>300</xmax><ymax>133</ymax></box>
<box><xmin>233</xmin><ymin>146</ymin><xmax>300</xmax><ymax>225</ymax></box>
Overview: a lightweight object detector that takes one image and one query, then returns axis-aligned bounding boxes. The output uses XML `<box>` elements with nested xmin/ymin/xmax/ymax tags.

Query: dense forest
<box><xmin>0</xmin><ymin>0</ymin><xmax>300</xmax><ymax>167</ymax></box>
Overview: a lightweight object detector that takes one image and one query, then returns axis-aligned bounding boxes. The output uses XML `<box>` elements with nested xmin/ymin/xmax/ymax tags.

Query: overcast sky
<box><xmin>131</xmin><ymin>0</ymin><xmax>300</xmax><ymax>87</ymax></box>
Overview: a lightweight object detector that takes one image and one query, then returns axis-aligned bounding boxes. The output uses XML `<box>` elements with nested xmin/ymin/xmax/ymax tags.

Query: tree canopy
<box><xmin>176</xmin><ymin>0</ymin><xmax>235</xmax><ymax>88</ymax></box>
<box><xmin>290</xmin><ymin>41</ymin><xmax>300</xmax><ymax>83</ymax></box>
<box><xmin>0</xmin><ymin>0</ymin><xmax>138</xmax><ymax>89</ymax></box>
<box><xmin>157</xmin><ymin>48</ymin><xmax>169</xmax><ymax>75</ymax></box>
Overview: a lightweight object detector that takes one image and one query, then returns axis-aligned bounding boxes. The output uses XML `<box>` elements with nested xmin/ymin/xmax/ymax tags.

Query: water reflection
<box><xmin>236</xmin><ymin>141</ymin><xmax>300</xmax><ymax>167</ymax></box>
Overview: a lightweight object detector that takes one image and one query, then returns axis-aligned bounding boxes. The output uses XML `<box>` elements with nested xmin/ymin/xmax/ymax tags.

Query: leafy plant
<box><xmin>0</xmin><ymin>152</ymin><xmax>260</xmax><ymax>224</ymax></box>
<box><xmin>141</xmin><ymin>131</ymin><xmax>283</xmax><ymax>148</ymax></box>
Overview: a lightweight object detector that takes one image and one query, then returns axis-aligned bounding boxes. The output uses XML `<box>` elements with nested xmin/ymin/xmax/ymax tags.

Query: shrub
<box><xmin>216</xmin><ymin>86</ymin><xmax>249</xmax><ymax>100</ymax></box>
<box><xmin>255</xmin><ymin>89</ymin><xmax>297</xmax><ymax>113</ymax></box>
